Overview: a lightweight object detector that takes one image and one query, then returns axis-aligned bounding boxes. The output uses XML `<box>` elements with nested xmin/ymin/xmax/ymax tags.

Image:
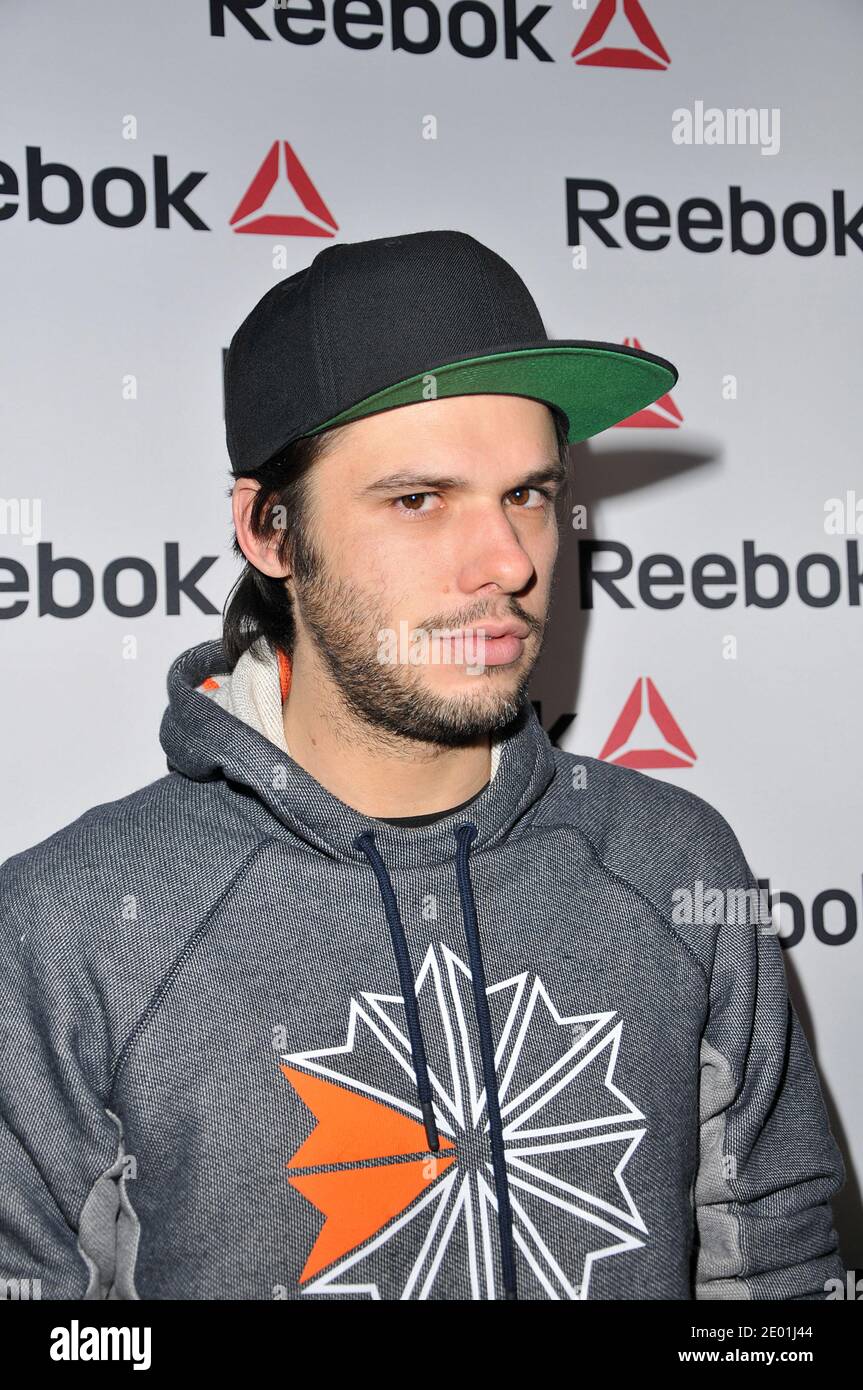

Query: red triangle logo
<box><xmin>599</xmin><ymin>677</ymin><xmax>696</xmax><ymax>768</ymax></box>
<box><xmin>572</xmin><ymin>0</ymin><xmax>671</xmax><ymax>70</ymax></box>
<box><xmin>615</xmin><ymin>337</ymin><xmax>683</xmax><ymax>428</ymax></box>
<box><xmin>230</xmin><ymin>140</ymin><xmax>339</xmax><ymax>237</ymax></box>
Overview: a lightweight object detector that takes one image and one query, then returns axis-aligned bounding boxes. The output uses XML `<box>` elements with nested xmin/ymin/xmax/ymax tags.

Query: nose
<box><xmin>453</xmin><ymin>500</ymin><xmax>538</xmax><ymax>597</ymax></box>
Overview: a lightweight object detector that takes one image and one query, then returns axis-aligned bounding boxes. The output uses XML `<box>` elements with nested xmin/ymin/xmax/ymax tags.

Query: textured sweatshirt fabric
<box><xmin>0</xmin><ymin>635</ymin><xmax>847</xmax><ymax>1301</ymax></box>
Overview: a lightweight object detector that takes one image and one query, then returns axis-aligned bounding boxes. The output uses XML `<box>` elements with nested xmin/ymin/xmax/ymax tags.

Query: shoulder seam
<box><xmin>550</xmin><ymin>819</ymin><xmax>712</xmax><ymax>991</ymax></box>
<box><xmin>108</xmin><ymin>838</ymin><xmax>276</xmax><ymax>1102</ymax></box>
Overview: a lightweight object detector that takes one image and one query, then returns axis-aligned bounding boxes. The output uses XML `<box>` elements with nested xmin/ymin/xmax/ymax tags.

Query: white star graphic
<box><xmin>282</xmin><ymin>943</ymin><xmax>648</xmax><ymax>1299</ymax></box>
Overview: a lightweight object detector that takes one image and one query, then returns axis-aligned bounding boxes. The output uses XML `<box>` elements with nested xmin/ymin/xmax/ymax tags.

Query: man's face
<box><xmin>284</xmin><ymin>393</ymin><xmax>564</xmax><ymax>746</ymax></box>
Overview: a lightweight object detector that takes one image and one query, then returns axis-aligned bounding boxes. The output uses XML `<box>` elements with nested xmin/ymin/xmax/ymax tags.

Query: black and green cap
<box><xmin>224</xmin><ymin>229</ymin><xmax>678</xmax><ymax>475</ymax></box>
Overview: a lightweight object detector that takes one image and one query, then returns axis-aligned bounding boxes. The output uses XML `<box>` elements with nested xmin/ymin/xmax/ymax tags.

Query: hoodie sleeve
<box><xmin>0</xmin><ymin>853</ymin><xmax>136</xmax><ymax>1300</ymax></box>
<box><xmin>692</xmin><ymin>836</ymin><xmax>847</xmax><ymax>1300</ymax></box>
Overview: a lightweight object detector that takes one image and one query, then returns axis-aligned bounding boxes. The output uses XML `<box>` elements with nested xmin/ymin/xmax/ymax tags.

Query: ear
<box><xmin>231</xmin><ymin>478</ymin><xmax>291</xmax><ymax>580</ymax></box>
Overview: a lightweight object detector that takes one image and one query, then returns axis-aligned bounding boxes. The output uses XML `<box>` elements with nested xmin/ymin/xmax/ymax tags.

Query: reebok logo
<box><xmin>276</xmin><ymin>942</ymin><xmax>648</xmax><ymax>1298</ymax></box>
<box><xmin>567</xmin><ymin>180</ymin><xmax>863</xmax><ymax>257</ymax></box>
<box><xmin>230</xmin><ymin>139</ymin><xmax>338</xmax><ymax>237</ymax></box>
<box><xmin>572</xmin><ymin>0</ymin><xmax>670</xmax><ymax>71</ymax></box>
<box><xmin>0</xmin><ymin>147</ymin><xmax>207</xmax><ymax>229</ymax></box>
<box><xmin>0</xmin><ymin>140</ymin><xmax>339</xmax><ymax>241</ymax></box>
<box><xmin>578</xmin><ymin>540</ymin><xmax>863</xmax><ymax>609</ymax></box>
<box><xmin>210</xmin><ymin>0</ymin><xmax>672</xmax><ymax>69</ymax></box>
<box><xmin>599</xmin><ymin>677</ymin><xmax>696</xmax><ymax>769</ymax></box>
<box><xmin>210</xmin><ymin>0</ymin><xmax>555</xmax><ymax>62</ymax></box>
<box><xmin>0</xmin><ymin>544</ymin><xmax>219</xmax><ymax>619</ymax></box>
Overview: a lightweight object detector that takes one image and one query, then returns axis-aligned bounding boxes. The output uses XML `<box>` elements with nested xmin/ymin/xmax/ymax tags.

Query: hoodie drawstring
<box><xmin>353</xmin><ymin>828</ymin><xmax>440</xmax><ymax>1154</ymax></box>
<box><xmin>353</xmin><ymin>823</ymin><xmax>519</xmax><ymax>1301</ymax></box>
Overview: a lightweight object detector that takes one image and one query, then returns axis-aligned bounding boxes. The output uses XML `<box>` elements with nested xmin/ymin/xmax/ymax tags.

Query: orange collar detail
<box><xmin>277</xmin><ymin>646</ymin><xmax>292</xmax><ymax>703</ymax></box>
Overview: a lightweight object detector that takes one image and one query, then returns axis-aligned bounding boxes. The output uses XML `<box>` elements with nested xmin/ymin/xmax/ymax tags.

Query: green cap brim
<box><xmin>300</xmin><ymin>341</ymin><xmax>678</xmax><ymax>446</ymax></box>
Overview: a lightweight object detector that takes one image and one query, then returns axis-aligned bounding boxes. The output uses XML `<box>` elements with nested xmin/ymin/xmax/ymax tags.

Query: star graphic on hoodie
<box><xmin>279</xmin><ymin>943</ymin><xmax>648</xmax><ymax>1299</ymax></box>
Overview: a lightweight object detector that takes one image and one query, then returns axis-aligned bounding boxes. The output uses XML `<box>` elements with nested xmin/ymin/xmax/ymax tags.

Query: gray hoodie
<box><xmin>0</xmin><ymin>636</ymin><xmax>846</xmax><ymax>1300</ymax></box>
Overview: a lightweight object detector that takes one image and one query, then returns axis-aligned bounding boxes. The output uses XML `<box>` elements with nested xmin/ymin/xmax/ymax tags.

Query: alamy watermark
<box><xmin>49</xmin><ymin>1321</ymin><xmax>151</xmax><ymax>1370</ymax></box>
<box><xmin>672</xmin><ymin>102</ymin><xmax>780</xmax><ymax>157</ymax></box>
<box><xmin>671</xmin><ymin>878</ymin><xmax>777</xmax><ymax>932</ymax></box>
<box><xmin>377</xmin><ymin>620</ymin><xmax>489</xmax><ymax>675</ymax></box>
<box><xmin>0</xmin><ymin>497</ymin><xmax>42</xmax><ymax>545</ymax></box>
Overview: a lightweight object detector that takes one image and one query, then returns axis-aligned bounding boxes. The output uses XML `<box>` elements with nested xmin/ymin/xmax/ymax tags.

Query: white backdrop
<box><xmin>1</xmin><ymin>0</ymin><xmax>860</xmax><ymax>1263</ymax></box>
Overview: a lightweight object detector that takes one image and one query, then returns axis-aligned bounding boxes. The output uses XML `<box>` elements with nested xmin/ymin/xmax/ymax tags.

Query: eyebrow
<box><xmin>359</xmin><ymin>459</ymin><xmax>568</xmax><ymax>496</ymax></box>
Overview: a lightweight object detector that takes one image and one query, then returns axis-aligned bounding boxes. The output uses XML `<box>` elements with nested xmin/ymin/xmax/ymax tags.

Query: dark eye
<box><xmin>392</xmin><ymin>492</ymin><xmax>442</xmax><ymax>520</ymax></box>
<box><xmin>507</xmin><ymin>486</ymin><xmax>552</xmax><ymax>509</ymax></box>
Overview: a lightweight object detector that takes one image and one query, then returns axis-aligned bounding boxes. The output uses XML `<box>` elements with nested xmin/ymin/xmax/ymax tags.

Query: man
<box><xmin>0</xmin><ymin>231</ymin><xmax>846</xmax><ymax>1301</ymax></box>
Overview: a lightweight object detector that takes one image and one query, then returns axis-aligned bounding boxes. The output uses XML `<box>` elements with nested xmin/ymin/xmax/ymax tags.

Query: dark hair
<box><xmin>222</xmin><ymin>405</ymin><xmax>572</xmax><ymax>670</ymax></box>
<box><xmin>222</xmin><ymin>428</ymin><xmax>336</xmax><ymax>669</ymax></box>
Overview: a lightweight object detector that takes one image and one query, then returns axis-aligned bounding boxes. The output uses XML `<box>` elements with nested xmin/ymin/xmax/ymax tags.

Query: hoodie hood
<box><xmin>196</xmin><ymin>633</ymin><xmax>297</xmax><ymax>756</ymax></box>
<box><xmin>159</xmin><ymin>636</ymin><xmax>557</xmax><ymax>873</ymax></box>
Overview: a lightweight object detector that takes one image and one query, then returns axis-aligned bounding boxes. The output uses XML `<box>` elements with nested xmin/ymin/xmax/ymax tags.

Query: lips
<box><xmin>450</xmin><ymin>621</ymin><xmax>530</xmax><ymax>641</ymax></box>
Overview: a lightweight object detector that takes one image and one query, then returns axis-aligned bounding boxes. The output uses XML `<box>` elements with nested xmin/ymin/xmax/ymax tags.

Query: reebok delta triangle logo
<box><xmin>572</xmin><ymin>0</ymin><xmax>671</xmax><ymax>71</ymax></box>
<box><xmin>599</xmin><ymin>677</ymin><xmax>696</xmax><ymax>769</ymax></box>
<box><xmin>278</xmin><ymin>943</ymin><xmax>648</xmax><ymax>1299</ymax></box>
<box><xmin>229</xmin><ymin>139</ymin><xmax>338</xmax><ymax>237</ymax></box>
<box><xmin>615</xmin><ymin>337</ymin><xmax>683</xmax><ymax>428</ymax></box>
